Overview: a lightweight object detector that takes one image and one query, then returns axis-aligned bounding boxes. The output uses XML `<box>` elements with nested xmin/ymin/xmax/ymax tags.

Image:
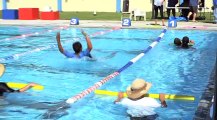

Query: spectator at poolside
<box><xmin>187</xmin><ymin>0</ymin><xmax>201</xmax><ymax>22</ymax></box>
<box><xmin>0</xmin><ymin>64</ymin><xmax>40</xmax><ymax>97</ymax></box>
<box><xmin>154</xmin><ymin>0</ymin><xmax>165</xmax><ymax>26</ymax></box>
<box><xmin>56</xmin><ymin>30</ymin><xmax>93</xmax><ymax>59</ymax></box>
<box><xmin>114</xmin><ymin>78</ymin><xmax>167</xmax><ymax>119</ymax></box>
<box><xmin>179</xmin><ymin>0</ymin><xmax>190</xmax><ymax>18</ymax></box>
<box><xmin>167</xmin><ymin>0</ymin><xmax>178</xmax><ymax>18</ymax></box>
<box><xmin>214</xmin><ymin>0</ymin><xmax>217</xmax><ymax>24</ymax></box>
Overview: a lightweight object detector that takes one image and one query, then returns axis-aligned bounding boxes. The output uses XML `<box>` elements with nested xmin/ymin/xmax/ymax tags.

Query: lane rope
<box><xmin>0</xmin><ymin>27</ymin><xmax>121</xmax><ymax>62</ymax></box>
<box><xmin>94</xmin><ymin>89</ymin><xmax>195</xmax><ymax>101</ymax></box>
<box><xmin>66</xmin><ymin>27</ymin><xmax>167</xmax><ymax>104</ymax></box>
<box><xmin>0</xmin><ymin>26</ymin><xmax>70</xmax><ymax>42</ymax></box>
<box><xmin>7</xmin><ymin>82</ymin><xmax>44</xmax><ymax>91</ymax></box>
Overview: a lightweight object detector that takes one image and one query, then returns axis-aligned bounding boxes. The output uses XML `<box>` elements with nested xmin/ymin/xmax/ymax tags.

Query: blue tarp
<box><xmin>169</xmin><ymin>16</ymin><xmax>187</xmax><ymax>21</ymax></box>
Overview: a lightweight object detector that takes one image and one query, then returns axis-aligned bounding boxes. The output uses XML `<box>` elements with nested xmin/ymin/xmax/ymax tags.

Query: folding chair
<box><xmin>132</xmin><ymin>9</ymin><xmax>146</xmax><ymax>21</ymax></box>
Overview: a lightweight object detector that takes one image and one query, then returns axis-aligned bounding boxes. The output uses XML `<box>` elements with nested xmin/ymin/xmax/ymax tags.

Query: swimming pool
<box><xmin>0</xmin><ymin>26</ymin><xmax>216</xmax><ymax>120</ymax></box>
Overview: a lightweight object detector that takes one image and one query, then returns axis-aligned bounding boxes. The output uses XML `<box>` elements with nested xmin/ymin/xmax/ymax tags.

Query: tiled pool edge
<box><xmin>0</xmin><ymin>20</ymin><xmax>217</xmax><ymax>31</ymax></box>
<box><xmin>194</xmin><ymin>63</ymin><xmax>216</xmax><ymax>120</ymax></box>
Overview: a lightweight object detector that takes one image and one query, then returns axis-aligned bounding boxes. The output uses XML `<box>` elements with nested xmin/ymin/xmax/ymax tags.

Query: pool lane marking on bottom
<box><xmin>66</xmin><ymin>27</ymin><xmax>167</xmax><ymax>104</ymax></box>
<box><xmin>0</xmin><ymin>27</ymin><xmax>121</xmax><ymax>62</ymax></box>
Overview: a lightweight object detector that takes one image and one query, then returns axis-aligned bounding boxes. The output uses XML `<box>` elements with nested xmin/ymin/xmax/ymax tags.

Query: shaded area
<box><xmin>0</xmin><ymin>95</ymin><xmax>70</xmax><ymax>119</ymax></box>
<box><xmin>37</xmin><ymin>101</ymin><xmax>70</xmax><ymax>119</ymax></box>
<box><xmin>129</xmin><ymin>114</ymin><xmax>159</xmax><ymax>120</ymax></box>
<box><xmin>193</xmin><ymin>55</ymin><xmax>216</xmax><ymax>119</ymax></box>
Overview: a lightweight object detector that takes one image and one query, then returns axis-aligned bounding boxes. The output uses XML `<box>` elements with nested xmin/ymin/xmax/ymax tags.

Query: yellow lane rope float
<box><xmin>94</xmin><ymin>90</ymin><xmax>195</xmax><ymax>101</ymax></box>
<box><xmin>6</xmin><ymin>82</ymin><xmax>44</xmax><ymax>91</ymax></box>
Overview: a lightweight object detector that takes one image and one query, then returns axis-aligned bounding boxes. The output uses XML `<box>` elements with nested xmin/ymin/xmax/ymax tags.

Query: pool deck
<box><xmin>0</xmin><ymin>19</ymin><xmax>217</xmax><ymax>30</ymax></box>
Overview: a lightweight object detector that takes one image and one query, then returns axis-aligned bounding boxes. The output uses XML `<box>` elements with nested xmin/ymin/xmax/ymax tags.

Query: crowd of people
<box><xmin>153</xmin><ymin>0</ymin><xmax>217</xmax><ymax>25</ymax></box>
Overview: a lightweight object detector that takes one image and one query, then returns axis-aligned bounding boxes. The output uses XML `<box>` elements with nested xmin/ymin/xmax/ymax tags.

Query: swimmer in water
<box><xmin>114</xmin><ymin>78</ymin><xmax>167</xmax><ymax>119</ymax></box>
<box><xmin>114</xmin><ymin>78</ymin><xmax>167</xmax><ymax>106</ymax></box>
<box><xmin>0</xmin><ymin>64</ymin><xmax>40</xmax><ymax>97</ymax></box>
<box><xmin>56</xmin><ymin>30</ymin><xmax>93</xmax><ymax>59</ymax></box>
<box><xmin>173</xmin><ymin>36</ymin><xmax>195</xmax><ymax>48</ymax></box>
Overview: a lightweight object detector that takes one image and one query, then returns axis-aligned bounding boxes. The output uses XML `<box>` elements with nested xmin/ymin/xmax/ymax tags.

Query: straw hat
<box><xmin>0</xmin><ymin>64</ymin><xmax>5</xmax><ymax>77</ymax></box>
<box><xmin>126</xmin><ymin>78</ymin><xmax>152</xmax><ymax>100</ymax></box>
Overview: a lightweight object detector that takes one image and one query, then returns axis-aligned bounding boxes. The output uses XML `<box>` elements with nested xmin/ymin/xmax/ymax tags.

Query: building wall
<box><xmin>127</xmin><ymin>0</ymin><xmax>153</xmax><ymax>13</ymax></box>
<box><xmin>205</xmin><ymin>0</ymin><xmax>213</xmax><ymax>11</ymax></box>
<box><xmin>6</xmin><ymin>0</ymin><xmax>58</xmax><ymax>11</ymax></box>
<box><xmin>0</xmin><ymin>0</ymin><xmax>3</xmax><ymax>10</ymax></box>
<box><xmin>62</xmin><ymin>0</ymin><xmax>116</xmax><ymax>12</ymax></box>
<box><xmin>1</xmin><ymin>0</ymin><xmax>214</xmax><ymax>12</ymax></box>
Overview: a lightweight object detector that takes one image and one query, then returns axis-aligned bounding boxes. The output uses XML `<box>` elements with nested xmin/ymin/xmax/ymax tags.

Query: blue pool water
<box><xmin>0</xmin><ymin>26</ymin><xmax>217</xmax><ymax>120</ymax></box>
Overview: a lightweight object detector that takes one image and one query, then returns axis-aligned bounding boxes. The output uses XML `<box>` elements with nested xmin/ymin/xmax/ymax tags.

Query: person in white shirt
<box><xmin>114</xmin><ymin>78</ymin><xmax>167</xmax><ymax>119</ymax></box>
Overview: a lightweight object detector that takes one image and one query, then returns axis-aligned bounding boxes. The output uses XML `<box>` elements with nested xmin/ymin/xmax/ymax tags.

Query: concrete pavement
<box><xmin>0</xmin><ymin>19</ymin><xmax>216</xmax><ymax>30</ymax></box>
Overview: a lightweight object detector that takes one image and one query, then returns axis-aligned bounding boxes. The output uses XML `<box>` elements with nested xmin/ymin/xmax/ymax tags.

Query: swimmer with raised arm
<box><xmin>56</xmin><ymin>30</ymin><xmax>93</xmax><ymax>58</ymax></box>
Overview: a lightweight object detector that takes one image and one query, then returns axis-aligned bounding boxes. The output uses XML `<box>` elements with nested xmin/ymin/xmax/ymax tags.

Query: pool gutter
<box><xmin>0</xmin><ymin>20</ymin><xmax>217</xmax><ymax>31</ymax></box>
<box><xmin>193</xmin><ymin>53</ymin><xmax>217</xmax><ymax>120</ymax></box>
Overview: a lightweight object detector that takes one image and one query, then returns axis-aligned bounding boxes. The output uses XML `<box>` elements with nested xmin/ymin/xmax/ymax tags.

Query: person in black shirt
<box><xmin>0</xmin><ymin>64</ymin><xmax>39</xmax><ymax>97</ymax></box>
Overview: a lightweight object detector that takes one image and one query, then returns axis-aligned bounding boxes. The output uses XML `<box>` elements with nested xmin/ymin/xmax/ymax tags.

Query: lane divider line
<box><xmin>66</xmin><ymin>27</ymin><xmax>167</xmax><ymax>104</ymax></box>
<box><xmin>0</xmin><ymin>27</ymin><xmax>121</xmax><ymax>62</ymax></box>
<box><xmin>0</xmin><ymin>26</ymin><xmax>70</xmax><ymax>42</ymax></box>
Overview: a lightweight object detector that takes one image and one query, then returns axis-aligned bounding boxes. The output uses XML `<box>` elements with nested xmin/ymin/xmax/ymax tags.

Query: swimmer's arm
<box><xmin>190</xmin><ymin>40</ymin><xmax>195</xmax><ymax>44</ymax></box>
<box><xmin>81</xmin><ymin>30</ymin><xmax>92</xmax><ymax>52</ymax></box>
<box><xmin>159</xmin><ymin>93</ymin><xmax>167</xmax><ymax>108</ymax></box>
<box><xmin>56</xmin><ymin>32</ymin><xmax>64</xmax><ymax>54</ymax></box>
<box><xmin>188</xmin><ymin>40</ymin><xmax>195</xmax><ymax>46</ymax></box>
<box><xmin>114</xmin><ymin>92</ymin><xmax>124</xmax><ymax>103</ymax></box>
<box><xmin>18</xmin><ymin>83</ymin><xmax>39</xmax><ymax>92</ymax></box>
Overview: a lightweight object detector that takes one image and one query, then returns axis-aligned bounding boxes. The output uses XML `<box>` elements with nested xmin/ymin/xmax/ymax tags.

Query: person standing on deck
<box><xmin>154</xmin><ymin>0</ymin><xmax>166</xmax><ymax>26</ymax></box>
<box><xmin>186</xmin><ymin>0</ymin><xmax>201</xmax><ymax>22</ymax></box>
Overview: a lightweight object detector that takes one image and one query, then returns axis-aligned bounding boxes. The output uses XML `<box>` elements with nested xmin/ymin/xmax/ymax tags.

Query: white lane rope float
<box><xmin>0</xmin><ymin>27</ymin><xmax>121</xmax><ymax>63</ymax></box>
<box><xmin>0</xmin><ymin>26</ymin><xmax>69</xmax><ymax>42</ymax></box>
<box><xmin>42</xmin><ymin>27</ymin><xmax>167</xmax><ymax>119</ymax></box>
